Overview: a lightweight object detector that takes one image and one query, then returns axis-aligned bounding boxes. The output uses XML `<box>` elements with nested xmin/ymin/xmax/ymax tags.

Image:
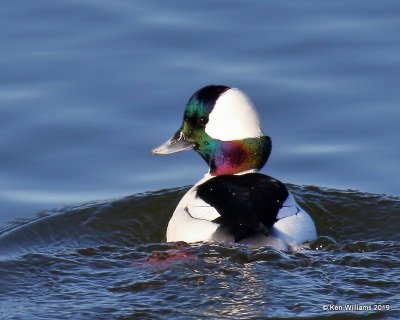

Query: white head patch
<box><xmin>205</xmin><ymin>88</ymin><xmax>263</xmax><ymax>141</ymax></box>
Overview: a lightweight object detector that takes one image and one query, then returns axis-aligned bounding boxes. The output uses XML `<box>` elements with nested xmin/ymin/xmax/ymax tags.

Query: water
<box><xmin>0</xmin><ymin>186</ymin><xmax>399</xmax><ymax>319</ymax></box>
<box><xmin>0</xmin><ymin>0</ymin><xmax>399</xmax><ymax>319</ymax></box>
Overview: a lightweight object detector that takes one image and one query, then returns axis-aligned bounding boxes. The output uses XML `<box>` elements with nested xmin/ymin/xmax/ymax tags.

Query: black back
<box><xmin>196</xmin><ymin>173</ymin><xmax>289</xmax><ymax>242</ymax></box>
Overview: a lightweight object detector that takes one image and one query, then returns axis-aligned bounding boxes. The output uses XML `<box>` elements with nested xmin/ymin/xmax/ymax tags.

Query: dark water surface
<box><xmin>1</xmin><ymin>186</ymin><xmax>399</xmax><ymax>319</ymax></box>
<box><xmin>1</xmin><ymin>0</ymin><xmax>400</xmax><ymax>319</ymax></box>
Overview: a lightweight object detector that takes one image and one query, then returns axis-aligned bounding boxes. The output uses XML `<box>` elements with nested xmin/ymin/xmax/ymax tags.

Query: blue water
<box><xmin>1</xmin><ymin>1</ymin><xmax>400</xmax><ymax>319</ymax></box>
<box><xmin>1</xmin><ymin>0</ymin><xmax>399</xmax><ymax>222</ymax></box>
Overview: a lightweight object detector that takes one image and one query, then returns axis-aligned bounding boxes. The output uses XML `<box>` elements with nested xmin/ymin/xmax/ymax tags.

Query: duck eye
<box><xmin>197</xmin><ymin>116</ymin><xmax>207</xmax><ymax>126</ymax></box>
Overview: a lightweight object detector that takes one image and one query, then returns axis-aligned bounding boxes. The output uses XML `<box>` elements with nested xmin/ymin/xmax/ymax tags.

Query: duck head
<box><xmin>152</xmin><ymin>85</ymin><xmax>272</xmax><ymax>176</ymax></box>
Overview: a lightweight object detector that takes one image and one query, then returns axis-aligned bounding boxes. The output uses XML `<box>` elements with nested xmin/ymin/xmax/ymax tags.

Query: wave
<box><xmin>0</xmin><ymin>185</ymin><xmax>398</xmax><ymax>257</ymax></box>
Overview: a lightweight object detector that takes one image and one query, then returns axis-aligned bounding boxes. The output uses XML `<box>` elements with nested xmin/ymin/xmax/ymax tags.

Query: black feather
<box><xmin>196</xmin><ymin>173</ymin><xmax>288</xmax><ymax>241</ymax></box>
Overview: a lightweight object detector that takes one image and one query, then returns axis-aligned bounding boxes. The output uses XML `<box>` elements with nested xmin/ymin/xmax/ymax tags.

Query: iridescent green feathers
<box><xmin>180</xmin><ymin>85</ymin><xmax>271</xmax><ymax>175</ymax></box>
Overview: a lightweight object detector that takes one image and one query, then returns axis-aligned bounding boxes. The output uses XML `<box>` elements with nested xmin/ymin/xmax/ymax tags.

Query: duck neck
<box><xmin>196</xmin><ymin>135</ymin><xmax>272</xmax><ymax>176</ymax></box>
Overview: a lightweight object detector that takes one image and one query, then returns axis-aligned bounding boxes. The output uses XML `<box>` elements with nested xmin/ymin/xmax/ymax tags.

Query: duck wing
<box><xmin>196</xmin><ymin>173</ymin><xmax>288</xmax><ymax>241</ymax></box>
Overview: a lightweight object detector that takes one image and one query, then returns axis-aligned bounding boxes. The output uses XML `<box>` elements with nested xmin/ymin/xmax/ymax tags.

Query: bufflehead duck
<box><xmin>152</xmin><ymin>85</ymin><xmax>317</xmax><ymax>250</ymax></box>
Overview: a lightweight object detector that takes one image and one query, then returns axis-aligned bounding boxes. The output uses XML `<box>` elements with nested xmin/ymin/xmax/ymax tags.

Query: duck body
<box><xmin>152</xmin><ymin>85</ymin><xmax>317</xmax><ymax>250</ymax></box>
<box><xmin>167</xmin><ymin>172</ymin><xmax>316</xmax><ymax>250</ymax></box>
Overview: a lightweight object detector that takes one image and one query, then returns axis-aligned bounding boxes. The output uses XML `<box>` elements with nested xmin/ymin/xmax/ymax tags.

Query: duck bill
<box><xmin>151</xmin><ymin>130</ymin><xmax>194</xmax><ymax>155</ymax></box>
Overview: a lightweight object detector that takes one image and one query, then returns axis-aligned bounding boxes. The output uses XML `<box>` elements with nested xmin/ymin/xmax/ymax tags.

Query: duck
<box><xmin>152</xmin><ymin>85</ymin><xmax>317</xmax><ymax>250</ymax></box>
